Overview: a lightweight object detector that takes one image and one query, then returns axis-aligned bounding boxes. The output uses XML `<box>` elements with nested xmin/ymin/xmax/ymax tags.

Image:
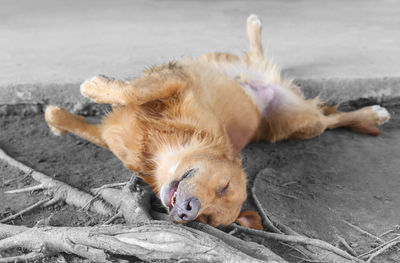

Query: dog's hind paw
<box><xmin>247</xmin><ymin>14</ymin><xmax>262</xmax><ymax>27</ymax></box>
<box><xmin>371</xmin><ymin>105</ymin><xmax>390</xmax><ymax>125</ymax></box>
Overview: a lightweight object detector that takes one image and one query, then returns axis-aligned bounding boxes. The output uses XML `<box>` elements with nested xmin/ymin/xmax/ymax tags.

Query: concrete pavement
<box><xmin>1</xmin><ymin>0</ymin><xmax>400</xmax><ymax>108</ymax></box>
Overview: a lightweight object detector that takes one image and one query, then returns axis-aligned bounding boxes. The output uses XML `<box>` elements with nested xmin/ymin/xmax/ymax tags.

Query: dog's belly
<box><xmin>210</xmin><ymin>62</ymin><xmax>302</xmax><ymax>147</ymax></box>
<box><xmin>217</xmin><ymin>63</ymin><xmax>290</xmax><ymax>117</ymax></box>
<box><xmin>239</xmin><ymin>80</ymin><xmax>282</xmax><ymax>115</ymax></box>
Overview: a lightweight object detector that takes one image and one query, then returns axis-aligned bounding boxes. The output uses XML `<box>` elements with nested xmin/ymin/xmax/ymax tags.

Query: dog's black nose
<box><xmin>173</xmin><ymin>197</ymin><xmax>201</xmax><ymax>222</ymax></box>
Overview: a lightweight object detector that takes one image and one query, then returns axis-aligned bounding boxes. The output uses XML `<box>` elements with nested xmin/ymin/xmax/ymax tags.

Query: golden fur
<box><xmin>44</xmin><ymin>15</ymin><xmax>390</xmax><ymax>228</ymax></box>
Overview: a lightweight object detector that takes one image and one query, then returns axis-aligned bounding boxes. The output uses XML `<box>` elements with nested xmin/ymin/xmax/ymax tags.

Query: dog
<box><xmin>44</xmin><ymin>14</ymin><xmax>390</xmax><ymax>229</ymax></box>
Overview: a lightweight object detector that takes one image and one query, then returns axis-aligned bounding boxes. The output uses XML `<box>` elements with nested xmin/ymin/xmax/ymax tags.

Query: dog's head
<box><xmin>158</xmin><ymin>154</ymin><xmax>248</xmax><ymax>227</ymax></box>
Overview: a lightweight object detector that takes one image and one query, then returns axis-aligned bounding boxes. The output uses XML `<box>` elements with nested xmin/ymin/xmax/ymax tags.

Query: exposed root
<box><xmin>289</xmin><ymin>254</ymin><xmax>324</xmax><ymax>263</ymax></box>
<box><xmin>1</xmin><ymin>147</ymin><xmax>152</xmax><ymax>225</ymax></box>
<box><xmin>0</xmin><ymin>224</ymin><xmax>28</xmax><ymax>240</ymax></box>
<box><xmin>279</xmin><ymin>242</ymin><xmax>312</xmax><ymax>261</ymax></box>
<box><xmin>251</xmin><ymin>169</ymin><xmax>282</xmax><ymax>233</ymax></box>
<box><xmin>379</xmin><ymin>225</ymin><xmax>400</xmax><ymax>237</ymax></box>
<box><xmin>0</xmin><ymin>198</ymin><xmax>50</xmax><ymax>223</ymax></box>
<box><xmin>81</xmin><ymin>192</ymin><xmax>101</xmax><ymax>211</ymax></box>
<box><xmin>5</xmin><ymin>184</ymin><xmax>45</xmax><ymax>194</ymax></box>
<box><xmin>151</xmin><ymin>211</ymin><xmax>286</xmax><ymax>262</ymax></box>
<box><xmin>103</xmin><ymin>211</ymin><xmax>123</xmax><ymax>225</ymax></box>
<box><xmin>42</xmin><ymin>196</ymin><xmax>63</xmax><ymax>208</ymax></box>
<box><xmin>365</xmin><ymin>237</ymin><xmax>400</xmax><ymax>263</ymax></box>
<box><xmin>251</xmin><ymin>168</ymin><xmax>363</xmax><ymax>263</ymax></box>
<box><xmin>0</xmin><ymin>222</ymin><xmax>281</xmax><ymax>263</ymax></box>
<box><xmin>0</xmin><ymin>147</ymin><xmax>289</xmax><ymax>262</ymax></box>
<box><xmin>92</xmin><ymin>182</ymin><xmax>127</xmax><ymax>193</ymax></box>
<box><xmin>81</xmin><ymin>182</ymin><xmax>128</xmax><ymax>210</ymax></box>
<box><xmin>0</xmin><ymin>252</ymin><xmax>46</xmax><ymax>263</ymax></box>
<box><xmin>228</xmin><ymin>226</ymin><xmax>238</xmax><ymax>235</ymax></box>
<box><xmin>1</xmin><ymin>146</ymin><xmax>368</xmax><ymax>263</ymax></box>
<box><xmin>337</xmin><ymin>235</ymin><xmax>358</xmax><ymax>257</ymax></box>
<box><xmin>358</xmin><ymin>236</ymin><xmax>400</xmax><ymax>259</ymax></box>
<box><xmin>0</xmin><ymin>148</ymin><xmax>115</xmax><ymax>217</ymax></box>
<box><xmin>234</xmin><ymin>225</ymin><xmax>356</xmax><ymax>261</ymax></box>
<box><xmin>342</xmin><ymin>220</ymin><xmax>385</xmax><ymax>243</ymax></box>
<box><xmin>92</xmin><ymin>174</ymin><xmax>152</xmax><ymax>224</ymax></box>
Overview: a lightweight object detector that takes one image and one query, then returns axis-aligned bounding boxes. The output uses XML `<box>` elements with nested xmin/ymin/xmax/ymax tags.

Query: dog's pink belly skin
<box><xmin>229</xmin><ymin>81</ymin><xmax>289</xmax><ymax>150</ymax></box>
<box><xmin>240</xmin><ymin>80</ymin><xmax>279</xmax><ymax>115</ymax></box>
<box><xmin>240</xmin><ymin>80</ymin><xmax>298</xmax><ymax>123</ymax></box>
<box><xmin>216</xmin><ymin>63</ymin><xmax>290</xmax><ymax>118</ymax></box>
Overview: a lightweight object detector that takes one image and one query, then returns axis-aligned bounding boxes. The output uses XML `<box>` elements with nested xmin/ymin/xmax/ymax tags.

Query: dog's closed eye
<box><xmin>182</xmin><ymin>168</ymin><xmax>196</xmax><ymax>179</ymax></box>
<box><xmin>217</xmin><ymin>181</ymin><xmax>230</xmax><ymax>197</ymax></box>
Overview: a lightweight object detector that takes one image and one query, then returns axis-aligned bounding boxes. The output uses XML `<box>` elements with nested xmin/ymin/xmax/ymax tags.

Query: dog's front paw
<box><xmin>80</xmin><ymin>75</ymin><xmax>110</xmax><ymax>102</ymax></box>
<box><xmin>44</xmin><ymin>106</ymin><xmax>69</xmax><ymax>135</ymax></box>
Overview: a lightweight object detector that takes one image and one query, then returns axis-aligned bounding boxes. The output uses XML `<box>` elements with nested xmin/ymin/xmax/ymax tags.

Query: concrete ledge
<box><xmin>0</xmin><ymin>83</ymin><xmax>86</xmax><ymax>110</ymax></box>
<box><xmin>0</xmin><ymin>83</ymin><xmax>109</xmax><ymax>116</ymax></box>
<box><xmin>1</xmin><ymin>77</ymin><xmax>399</xmax><ymax>116</ymax></box>
<box><xmin>297</xmin><ymin>77</ymin><xmax>400</xmax><ymax>104</ymax></box>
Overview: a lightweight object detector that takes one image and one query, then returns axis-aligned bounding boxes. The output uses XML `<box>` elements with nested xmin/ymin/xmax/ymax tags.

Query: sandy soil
<box><xmin>0</xmin><ymin>106</ymin><xmax>399</xmax><ymax>262</ymax></box>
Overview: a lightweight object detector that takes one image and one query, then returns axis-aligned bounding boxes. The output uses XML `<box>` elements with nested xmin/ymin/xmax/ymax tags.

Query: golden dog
<box><xmin>44</xmin><ymin>15</ymin><xmax>390</xmax><ymax>229</ymax></box>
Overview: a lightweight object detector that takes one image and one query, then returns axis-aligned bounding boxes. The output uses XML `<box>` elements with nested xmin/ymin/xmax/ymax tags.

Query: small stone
<box><xmin>350</xmin><ymin>242</ymin><xmax>359</xmax><ymax>248</ymax></box>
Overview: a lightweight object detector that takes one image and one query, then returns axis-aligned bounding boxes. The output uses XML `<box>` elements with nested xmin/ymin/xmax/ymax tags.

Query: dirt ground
<box><xmin>0</xmin><ymin>105</ymin><xmax>399</xmax><ymax>262</ymax></box>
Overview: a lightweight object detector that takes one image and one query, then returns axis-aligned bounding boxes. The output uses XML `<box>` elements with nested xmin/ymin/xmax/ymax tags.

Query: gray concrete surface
<box><xmin>1</xmin><ymin>0</ymin><xmax>400</xmax><ymax>107</ymax></box>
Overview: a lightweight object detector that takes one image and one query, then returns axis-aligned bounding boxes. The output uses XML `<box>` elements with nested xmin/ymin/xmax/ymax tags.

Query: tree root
<box><xmin>365</xmin><ymin>237</ymin><xmax>400</xmax><ymax>263</ymax></box>
<box><xmin>342</xmin><ymin>219</ymin><xmax>385</xmax><ymax>243</ymax></box>
<box><xmin>358</xmin><ymin>236</ymin><xmax>400</xmax><ymax>262</ymax></box>
<box><xmin>337</xmin><ymin>235</ymin><xmax>358</xmax><ymax>257</ymax></box>
<box><xmin>185</xmin><ymin>218</ymin><xmax>286</xmax><ymax>262</ymax></box>
<box><xmin>251</xmin><ymin>169</ymin><xmax>283</xmax><ymax>234</ymax></box>
<box><xmin>1</xmin><ymin>148</ymin><xmax>152</xmax><ymax>224</ymax></box>
<box><xmin>0</xmin><ymin>222</ymin><xmax>283</xmax><ymax>263</ymax></box>
<box><xmin>91</xmin><ymin>175</ymin><xmax>152</xmax><ymax>224</ymax></box>
<box><xmin>0</xmin><ymin>251</ymin><xmax>46</xmax><ymax>263</ymax></box>
<box><xmin>5</xmin><ymin>148</ymin><xmax>395</xmax><ymax>262</ymax></box>
<box><xmin>234</xmin><ymin>225</ymin><xmax>356</xmax><ymax>260</ymax></box>
<box><xmin>152</xmin><ymin>211</ymin><xmax>287</xmax><ymax>262</ymax></box>
<box><xmin>250</xmin><ymin>168</ymin><xmax>364</xmax><ymax>263</ymax></box>
<box><xmin>0</xmin><ymin>148</ymin><xmax>115</xmax><ymax>218</ymax></box>
<box><xmin>379</xmin><ymin>225</ymin><xmax>400</xmax><ymax>237</ymax></box>
<box><xmin>0</xmin><ymin>199</ymin><xmax>50</xmax><ymax>223</ymax></box>
<box><xmin>0</xmin><ymin>147</ymin><xmax>286</xmax><ymax>262</ymax></box>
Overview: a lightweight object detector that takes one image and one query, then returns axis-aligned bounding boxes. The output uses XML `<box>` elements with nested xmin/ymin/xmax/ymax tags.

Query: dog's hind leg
<box><xmin>44</xmin><ymin>106</ymin><xmax>107</xmax><ymax>148</ymax></box>
<box><xmin>198</xmin><ymin>14</ymin><xmax>263</xmax><ymax>63</ymax></box>
<box><xmin>323</xmin><ymin>105</ymin><xmax>391</xmax><ymax>136</ymax></box>
<box><xmin>246</xmin><ymin>14</ymin><xmax>263</xmax><ymax>58</ymax></box>
<box><xmin>286</xmin><ymin>105</ymin><xmax>391</xmax><ymax>140</ymax></box>
<box><xmin>197</xmin><ymin>14</ymin><xmax>263</xmax><ymax>64</ymax></box>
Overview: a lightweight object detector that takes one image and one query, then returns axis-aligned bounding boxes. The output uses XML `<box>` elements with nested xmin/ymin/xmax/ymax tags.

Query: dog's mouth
<box><xmin>160</xmin><ymin>168</ymin><xmax>196</xmax><ymax>211</ymax></box>
<box><xmin>166</xmin><ymin>180</ymin><xmax>179</xmax><ymax>210</ymax></box>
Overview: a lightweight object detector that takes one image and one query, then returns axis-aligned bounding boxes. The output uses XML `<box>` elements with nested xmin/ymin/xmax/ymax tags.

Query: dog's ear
<box><xmin>235</xmin><ymin>210</ymin><xmax>263</xmax><ymax>230</ymax></box>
